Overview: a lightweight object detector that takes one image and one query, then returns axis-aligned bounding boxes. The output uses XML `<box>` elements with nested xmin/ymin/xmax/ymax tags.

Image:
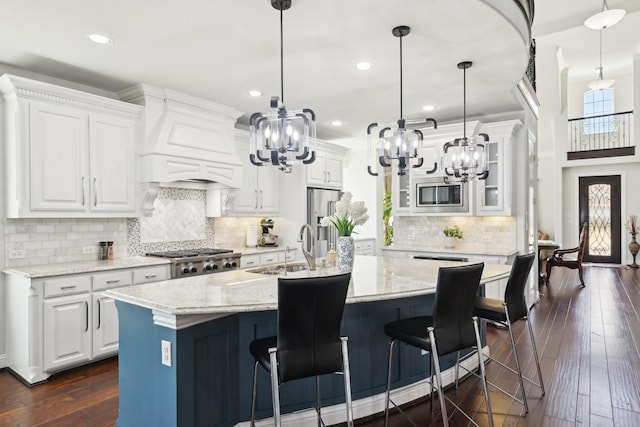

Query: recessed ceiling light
<box><xmin>422</xmin><ymin>105</ymin><xmax>435</xmax><ymax>112</ymax></box>
<box><xmin>87</xmin><ymin>34</ymin><xmax>113</xmax><ymax>45</ymax></box>
<box><xmin>331</xmin><ymin>120</ymin><xmax>343</xmax><ymax>127</ymax></box>
<box><xmin>248</xmin><ymin>90</ymin><xmax>262</xmax><ymax>97</ymax></box>
<box><xmin>356</xmin><ymin>62</ymin><xmax>372</xmax><ymax>71</ymax></box>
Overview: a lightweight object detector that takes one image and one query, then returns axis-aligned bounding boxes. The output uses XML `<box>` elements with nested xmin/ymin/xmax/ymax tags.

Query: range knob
<box><xmin>204</xmin><ymin>264</ymin><xmax>213</xmax><ymax>271</ymax></box>
<box><xmin>181</xmin><ymin>267</ymin><xmax>190</xmax><ymax>275</ymax></box>
<box><xmin>190</xmin><ymin>266</ymin><xmax>198</xmax><ymax>274</ymax></box>
<box><xmin>212</xmin><ymin>264</ymin><xmax>219</xmax><ymax>270</ymax></box>
<box><xmin>224</xmin><ymin>262</ymin><xmax>232</xmax><ymax>269</ymax></box>
<box><xmin>231</xmin><ymin>261</ymin><xmax>238</xmax><ymax>267</ymax></box>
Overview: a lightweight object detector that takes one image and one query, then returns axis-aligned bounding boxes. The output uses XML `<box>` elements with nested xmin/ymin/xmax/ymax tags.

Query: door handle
<box><xmin>81</xmin><ymin>176</ymin><xmax>86</xmax><ymax>206</ymax></box>
<box><xmin>85</xmin><ymin>301</ymin><xmax>89</xmax><ymax>332</ymax></box>
<box><xmin>260</xmin><ymin>190</ymin><xmax>263</xmax><ymax>209</ymax></box>
<box><xmin>93</xmin><ymin>178</ymin><xmax>98</xmax><ymax>206</ymax></box>
<box><xmin>254</xmin><ymin>190</ymin><xmax>258</xmax><ymax>209</ymax></box>
<box><xmin>96</xmin><ymin>299</ymin><xmax>101</xmax><ymax>329</ymax></box>
<box><xmin>327</xmin><ymin>171</ymin><xmax>331</xmax><ymax>183</ymax></box>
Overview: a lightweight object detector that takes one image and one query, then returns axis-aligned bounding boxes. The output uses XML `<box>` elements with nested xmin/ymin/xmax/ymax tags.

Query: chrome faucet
<box><xmin>297</xmin><ymin>224</ymin><xmax>316</xmax><ymax>271</ymax></box>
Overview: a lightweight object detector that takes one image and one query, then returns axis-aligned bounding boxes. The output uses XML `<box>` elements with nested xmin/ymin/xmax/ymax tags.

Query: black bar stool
<box><xmin>249</xmin><ymin>273</ymin><xmax>354</xmax><ymax>427</ymax></box>
<box><xmin>383</xmin><ymin>263</ymin><xmax>493</xmax><ymax>427</ymax></box>
<box><xmin>467</xmin><ymin>253</ymin><xmax>545</xmax><ymax>412</ymax></box>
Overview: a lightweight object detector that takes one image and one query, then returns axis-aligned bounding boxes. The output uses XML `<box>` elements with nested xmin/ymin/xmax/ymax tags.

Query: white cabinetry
<box><xmin>241</xmin><ymin>248</ymin><xmax>298</xmax><ymax>269</ymax></box>
<box><xmin>229</xmin><ymin>131</ymin><xmax>280</xmax><ymax>215</ymax></box>
<box><xmin>355</xmin><ymin>238</ymin><xmax>376</xmax><ymax>255</ymax></box>
<box><xmin>307</xmin><ymin>146</ymin><xmax>344</xmax><ymax>190</ymax></box>
<box><xmin>0</xmin><ymin>74</ymin><xmax>141</xmax><ymax>218</ymax></box>
<box><xmin>5</xmin><ymin>263</ymin><xmax>170</xmax><ymax>384</ymax></box>
<box><xmin>475</xmin><ymin>120</ymin><xmax>521</xmax><ymax>216</ymax></box>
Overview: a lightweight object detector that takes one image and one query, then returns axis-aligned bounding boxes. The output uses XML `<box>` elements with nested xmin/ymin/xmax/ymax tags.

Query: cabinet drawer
<box><xmin>259</xmin><ymin>253</ymin><xmax>280</xmax><ymax>265</ymax></box>
<box><xmin>43</xmin><ymin>275</ymin><xmax>92</xmax><ymax>298</ymax></box>
<box><xmin>133</xmin><ymin>265</ymin><xmax>170</xmax><ymax>284</ymax></box>
<box><xmin>93</xmin><ymin>270</ymin><xmax>133</xmax><ymax>291</ymax></box>
<box><xmin>241</xmin><ymin>254</ymin><xmax>261</xmax><ymax>268</ymax></box>
<box><xmin>278</xmin><ymin>249</ymin><xmax>297</xmax><ymax>263</ymax></box>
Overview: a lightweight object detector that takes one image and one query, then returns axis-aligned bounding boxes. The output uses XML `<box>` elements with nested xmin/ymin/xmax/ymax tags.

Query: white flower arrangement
<box><xmin>320</xmin><ymin>192</ymin><xmax>369</xmax><ymax>236</ymax></box>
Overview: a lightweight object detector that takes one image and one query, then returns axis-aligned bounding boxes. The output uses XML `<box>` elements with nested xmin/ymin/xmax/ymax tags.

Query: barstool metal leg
<box><xmin>473</xmin><ymin>317</ymin><xmax>494</xmax><ymax>427</ymax></box>
<box><xmin>526</xmin><ymin>316</ymin><xmax>546</xmax><ymax>395</ymax></box>
<box><xmin>428</xmin><ymin>327</ymin><xmax>448</xmax><ymax>427</ymax></box>
<box><xmin>268</xmin><ymin>348</ymin><xmax>281</xmax><ymax>427</ymax></box>
<box><xmin>430</xmin><ymin>354</ymin><xmax>435</xmax><ymax>416</ymax></box>
<box><xmin>340</xmin><ymin>337</ymin><xmax>354</xmax><ymax>427</ymax></box>
<box><xmin>454</xmin><ymin>350</ymin><xmax>461</xmax><ymax>389</ymax></box>
<box><xmin>251</xmin><ymin>360</ymin><xmax>259</xmax><ymax>426</ymax></box>
<box><xmin>316</xmin><ymin>376</ymin><xmax>321</xmax><ymax>427</ymax></box>
<box><xmin>504</xmin><ymin>306</ymin><xmax>529</xmax><ymax>413</ymax></box>
<box><xmin>384</xmin><ymin>339</ymin><xmax>396</xmax><ymax>427</ymax></box>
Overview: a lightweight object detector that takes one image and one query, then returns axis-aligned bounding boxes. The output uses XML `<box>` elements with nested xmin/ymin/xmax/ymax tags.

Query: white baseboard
<box><xmin>236</xmin><ymin>346</ymin><xmax>490</xmax><ymax>427</ymax></box>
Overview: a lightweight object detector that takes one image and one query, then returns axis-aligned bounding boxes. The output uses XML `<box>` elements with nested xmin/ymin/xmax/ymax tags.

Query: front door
<box><xmin>579</xmin><ymin>175</ymin><xmax>621</xmax><ymax>264</ymax></box>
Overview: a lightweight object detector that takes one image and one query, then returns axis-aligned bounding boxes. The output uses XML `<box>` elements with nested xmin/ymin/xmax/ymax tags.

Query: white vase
<box><xmin>444</xmin><ymin>236</ymin><xmax>456</xmax><ymax>249</ymax></box>
<box><xmin>337</xmin><ymin>236</ymin><xmax>355</xmax><ymax>273</ymax></box>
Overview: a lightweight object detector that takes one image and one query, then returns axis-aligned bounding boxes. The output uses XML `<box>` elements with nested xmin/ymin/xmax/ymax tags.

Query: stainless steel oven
<box><xmin>414</xmin><ymin>177</ymin><xmax>469</xmax><ymax>213</ymax></box>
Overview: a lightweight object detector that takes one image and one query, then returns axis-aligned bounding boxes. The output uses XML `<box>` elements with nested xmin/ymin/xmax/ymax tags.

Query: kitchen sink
<box><xmin>248</xmin><ymin>263</ymin><xmax>309</xmax><ymax>275</ymax></box>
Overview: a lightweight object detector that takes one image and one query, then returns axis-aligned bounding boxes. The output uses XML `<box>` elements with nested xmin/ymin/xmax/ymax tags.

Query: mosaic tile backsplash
<box><xmin>392</xmin><ymin>216</ymin><xmax>516</xmax><ymax>252</ymax></box>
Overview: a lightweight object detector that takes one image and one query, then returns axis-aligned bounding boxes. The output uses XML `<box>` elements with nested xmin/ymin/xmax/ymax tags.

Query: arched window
<box><xmin>583</xmin><ymin>89</ymin><xmax>614</xmax><ymax>134</ymax></box>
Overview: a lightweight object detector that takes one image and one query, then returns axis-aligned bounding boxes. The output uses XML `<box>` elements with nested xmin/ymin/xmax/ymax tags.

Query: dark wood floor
<box><xmin>1</xmin><ymin>264</ymin><xmax>640</xmax><ymax>426</ymax></box>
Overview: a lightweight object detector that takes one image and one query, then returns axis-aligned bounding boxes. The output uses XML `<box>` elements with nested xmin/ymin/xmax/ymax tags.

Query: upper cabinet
<box><xmin>0</xmin><ymin>74</ymin><xmax>141</xmax><ymax>218</ymax></box>
<box><xmin>306</xmin><ymin>141</ymin><xmax>346</xmax><ymax>190</ymax></box>
<box><xmin>475</xmin><ymin>120</ymin><xmax>521</xmax><ymax>216</ymax></box>
<box><xmin>218</xmin><ymin>129</ymin><xmax>281</xmax><ymax>216</ymax></box>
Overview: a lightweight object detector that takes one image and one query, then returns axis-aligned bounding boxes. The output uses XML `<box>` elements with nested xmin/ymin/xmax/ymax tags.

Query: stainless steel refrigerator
<box><xmin>306</xmin><ymin>187</ymin><xmax>342</xmax><ymax>256</ymax></box>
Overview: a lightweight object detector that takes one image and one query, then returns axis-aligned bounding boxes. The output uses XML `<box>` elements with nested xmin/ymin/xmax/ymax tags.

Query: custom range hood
<box><xmin>119</xmin><ymin>83</ymin><xmax>244</xmax><ymax>188</ymax></box>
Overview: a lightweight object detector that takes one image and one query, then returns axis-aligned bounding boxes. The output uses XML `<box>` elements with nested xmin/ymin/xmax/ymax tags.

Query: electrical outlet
<box><xmin>83</xmin><ymin>246</ymin><xmax>97</xmax><ymax>254</ymax></box>
<box><xmin>161</xmin><ymin>340</ymin><xmax>172</xmax><ymax>367</ymax></box>
<box><xmin>9</xmin><ymin>249</ymin><xmax>26</xmax><ymax>259</ymax></box>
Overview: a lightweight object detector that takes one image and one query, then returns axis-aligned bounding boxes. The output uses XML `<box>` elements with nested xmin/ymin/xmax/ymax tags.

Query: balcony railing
<box><xmin>567</xmin><ymin>111</ymin><xmax>634</xmax><ymax>160</ymax></box>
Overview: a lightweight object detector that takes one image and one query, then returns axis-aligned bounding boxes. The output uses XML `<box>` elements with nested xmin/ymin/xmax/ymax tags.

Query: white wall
<box><xmin>567</xmin><ymin>72</ymin><xmax>634</xmax><ymax>119</ymax></box>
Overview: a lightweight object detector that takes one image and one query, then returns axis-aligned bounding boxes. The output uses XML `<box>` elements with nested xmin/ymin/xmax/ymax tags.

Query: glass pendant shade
<box><xmin>249</xmin><ymin>98</ymin><xmax>316</xmax><ymax>173</ymax></box>
<box><xmin>248</xmin><ymin>0</ymin><xmax>316</xmax><ymax>173</ymax></box>
<box><xmin>584</xmin><ymin>0</ymin><xmax>625</xmax><ymax>29</ymax></box>
<box><xmin>441</xmin><ymin>61</ymin><xmax>489</xmax><ymax>184</ymax></box>
<box><xmin>443</xmin><ymin>134</ymin><xmax>489</xmax><ymax>183</ymax></box>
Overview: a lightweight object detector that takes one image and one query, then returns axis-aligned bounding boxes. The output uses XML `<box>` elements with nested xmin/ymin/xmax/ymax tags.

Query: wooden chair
<box><xmin>545</xmin><ymin>223</ymin><xmax>587</xmax><ymax>287</ymax></box>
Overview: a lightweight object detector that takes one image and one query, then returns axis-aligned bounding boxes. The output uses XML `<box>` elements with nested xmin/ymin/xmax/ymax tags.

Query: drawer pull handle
<box><xmin>85</xmin><ymin>301</ymin><xmax>89</xmax><ymax>332</ymax></box>
<box><xmin>60</xmin><ymin>285</ymin><xmax>77</xmax><ymax>290</ymax></box>
<box><xmin>96</xmin><ymin>299</ymin><xmax>101</xmax><ymax>329</ymax></box>
<box><xmin>144</xmin><ymin>274</ymin><xmax>157</xmax><ymax>279</ymax></box>
<box><xmin>106</xmin><ymin>279</ymin><xmax>120</xmax><ymax>284</ymax></box>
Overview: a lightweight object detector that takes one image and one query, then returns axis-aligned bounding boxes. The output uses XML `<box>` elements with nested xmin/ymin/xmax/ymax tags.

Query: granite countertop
<box><xmin>106</xmin><ymin>255</ymin><xmax>511</xmax><ymax>316</ymax></box>
<box><xmin>2</xmin><ymin>256</ymin><xmax>171</xmax><ymax>279</ymax></box>
<box><xmin>381</xmin><ymin>245</ymin><xmax>518</xmax><ymax>257</ymax></box>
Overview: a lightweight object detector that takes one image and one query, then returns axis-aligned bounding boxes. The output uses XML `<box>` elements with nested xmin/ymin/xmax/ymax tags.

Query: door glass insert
<box><xmin>587</xmin><ymin>183</ymin><xmax>611</xmax><ymax>256</ymax></box>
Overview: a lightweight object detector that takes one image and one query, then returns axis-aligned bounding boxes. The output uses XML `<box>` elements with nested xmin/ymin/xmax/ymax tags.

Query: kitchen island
<box><xmin>107</xmin><ymin>255</ymin><xmax>511</xmax><ymax>427</ymax></box>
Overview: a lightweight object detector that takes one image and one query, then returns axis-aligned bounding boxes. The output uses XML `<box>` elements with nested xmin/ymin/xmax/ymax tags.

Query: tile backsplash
<box><xmin>392</xmin><ymin>216</ymin><xmax>516</xmax><ymax>252</ymax></box>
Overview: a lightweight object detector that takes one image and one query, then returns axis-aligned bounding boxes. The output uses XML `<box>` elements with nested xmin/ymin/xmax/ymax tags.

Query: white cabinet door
<box><xmin>92</xmin><ymin>293</ymin><xmax>119</xmax><ymax>358</ymax></box>
<box><xmin>307</xmin><ymin>152</ymin><xmax>328</xmax><ymax>187</ymax></box>
<box><xmin>43</xmin><ymin>293</ymin><xmax>92</xmax><ymax>372</ymax></box>
<box><xmin>30</xmin><ymin>101</ymin><xmax>89</xmax><ymax>212</ymax></box>
<box><xmin>325</xmin><ymin>154</ymin><xmax>343</xmax><ymax>189</ymax></box>
<box><xmin>257</xmin><ymin>166</ymin><xmax>280</xmax><ymax>213</ymax></box>
<box><xmin>89</xmin><ymin>114</ymin><xmax>137</xmax><ymax>213</ymax></box>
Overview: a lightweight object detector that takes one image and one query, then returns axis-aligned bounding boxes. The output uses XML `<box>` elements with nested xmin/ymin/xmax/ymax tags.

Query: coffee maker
<box><xmin>259</xmin><ymin>218</ymin><xmax>279</xmax><ymax>247</ymax></box>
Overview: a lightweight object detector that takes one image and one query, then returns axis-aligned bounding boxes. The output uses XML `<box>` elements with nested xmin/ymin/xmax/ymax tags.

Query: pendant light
<box><xmin>442</xmin><ymin>61</ymin><xmax>489</xmax><ymax>184</ymax></box>
<box><xmin>366</xmin><ymin>25</ymin><xmax>437</xmax><ymax>177</ymax></box>
<box><xmin>587</xmin><ymin>30</ymin><xmax>615</xmax><ymax>90</ymax></box>
<box><xmin>249</xmin><ymin>0</ymin><xmax>316</xmax><ymax>173</ymax></box>
<box><xmin>584</xmin><ymin>0</ymin><xmax>625</xmax><ymax>30</ymax></box>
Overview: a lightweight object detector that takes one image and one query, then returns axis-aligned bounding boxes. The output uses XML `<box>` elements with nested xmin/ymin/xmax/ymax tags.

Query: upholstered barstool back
<box><xmin>276</xmin><ymin>274</ymin><xmax>350</xmax><ymax>382</ymax></box>
<box><xmin>249</xmin><ymin>273</ymin><xmax>354</xmax><ymax>427</ymax></box>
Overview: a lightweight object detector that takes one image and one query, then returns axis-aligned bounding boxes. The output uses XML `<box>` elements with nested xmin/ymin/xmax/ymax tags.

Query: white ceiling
<box><xmin>0</xmin><ymin>0</ymin><xmax>637</xmax><ymax>141</ymax></box>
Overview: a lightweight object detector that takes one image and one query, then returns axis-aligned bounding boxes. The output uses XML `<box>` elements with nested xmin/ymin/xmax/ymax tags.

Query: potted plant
<box><xmin>443</xmin><ymin>225</ymin><xmax>463</xmax><ymax>249</ymax></box>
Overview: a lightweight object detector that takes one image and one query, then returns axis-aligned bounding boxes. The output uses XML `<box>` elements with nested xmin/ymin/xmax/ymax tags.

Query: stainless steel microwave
<box><xmin>414</xmin><ymin>178</ymin><xmax>469</xmax><ymax>213</ymax></box>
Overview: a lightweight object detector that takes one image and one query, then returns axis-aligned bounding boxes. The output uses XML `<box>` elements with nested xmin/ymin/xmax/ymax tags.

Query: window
<box><xmin>583</xmin><ymin>89</ymin><xmax>614</xmax><ymax>134</ymax></box>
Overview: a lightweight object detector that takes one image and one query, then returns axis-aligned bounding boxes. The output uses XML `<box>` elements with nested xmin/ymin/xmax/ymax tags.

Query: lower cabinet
<box><xmin>5</xmin><ymin>263</ymin><xmax>170</xmax><ymax>384</ymax></box>
<box><xmin>240</xmin><ymin>248</ymin><xmax>297</xmax><ymax>269</ymax></box>
<box><xmin>43</xmin><ymin>293</ymin><xmax>92</xmax><ymax>372</ymax></box>
<box><xmin>355</xmin><ymin>238</ymin><xmax>376</xmax><ymax>256</ymax></box>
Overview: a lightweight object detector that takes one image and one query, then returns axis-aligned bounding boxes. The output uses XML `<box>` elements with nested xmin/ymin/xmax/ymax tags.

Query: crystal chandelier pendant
<box><xmin>248</xmin><ymin>0</ymin><xmax>316</xmax><ymax>173</ymax></box>
<box><xmin>367</xmin><ymin>26</ymin><xmax>437</xmax><ymax>177</ymax></box>
<box><xmin>442</xmin><ymin>61</ymin><xmax>489</xmax><ymax>184</ymax></box>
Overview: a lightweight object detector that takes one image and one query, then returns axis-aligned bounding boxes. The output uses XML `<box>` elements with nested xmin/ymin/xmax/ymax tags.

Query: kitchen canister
<box><xmin>246</xmin><ymin>225</ymin><xmax>258</xmax><ymax>247</ymax></box>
